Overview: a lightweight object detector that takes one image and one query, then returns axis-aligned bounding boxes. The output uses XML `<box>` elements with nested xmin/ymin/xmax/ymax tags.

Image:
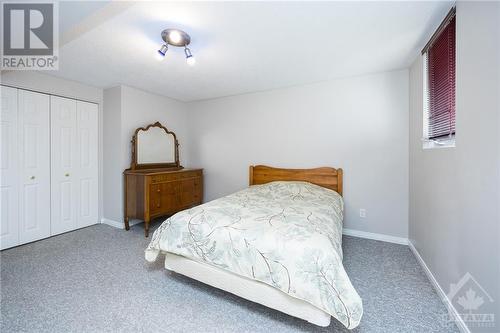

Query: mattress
<box><xmin>164</xmin><ymin>252</ymin><xmax>331</xmax><ymax>326</ymax></box>
<box><xmin>146</xmin><ymin>181</ymin><xmax>363</xmax><ymax>329</ymax></box>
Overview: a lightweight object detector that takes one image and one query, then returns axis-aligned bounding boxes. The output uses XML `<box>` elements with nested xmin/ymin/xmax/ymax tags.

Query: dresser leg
<box><xmin>144</xmin><ymin>219</ymin><xmax>150</xmax><ymax>237</ymax></box>
<box><xmin>124</xmin><ymin>217</ymin><xmax>130</xmax><ymax>231</ymax></box>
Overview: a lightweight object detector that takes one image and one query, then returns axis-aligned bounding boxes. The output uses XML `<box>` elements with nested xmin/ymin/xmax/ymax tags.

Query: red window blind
<box><xmin>426</xmin><ymin>15</ymin><xmax>456</xmax><ymax>139</ymax></box>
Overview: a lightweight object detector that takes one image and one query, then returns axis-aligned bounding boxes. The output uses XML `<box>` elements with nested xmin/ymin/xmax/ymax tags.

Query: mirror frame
<box><xmin>129</xmin><ymin>121</ymin><xmax>181</xmax><ymax>170</ymax></box>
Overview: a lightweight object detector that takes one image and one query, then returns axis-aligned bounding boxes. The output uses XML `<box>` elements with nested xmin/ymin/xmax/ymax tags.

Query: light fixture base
<box><xmin>161</xmin><ymin>29</ymin><xmax>191</xmax><ymax>47</ymax></box>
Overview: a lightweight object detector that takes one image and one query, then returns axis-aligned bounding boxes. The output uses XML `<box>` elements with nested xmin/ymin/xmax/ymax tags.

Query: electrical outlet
<box><xmin>359</xmin><ymin>209</ymin><xmax>366</xmax><ymax>218</ymax></box>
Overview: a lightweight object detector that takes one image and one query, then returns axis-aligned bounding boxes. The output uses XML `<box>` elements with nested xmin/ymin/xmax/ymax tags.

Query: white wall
<box><xmin>187</xmin><ymin>70</ymin><xmax>409</xmax><ymax>238</ymax></box>
<box><xmin>409</xmin><ymin>2</ymin><xmax>500</xmax><ymax>329</ymax></box>
<box><xmin>102</xmin><ymin>85</ymin><xmax>189</xmax><ymax>223</ymax></box>
<box><xmin>102</xmin><ymin>86</ymin><xmax>122</xmax><ymax>222</ymax></box>
<box><xmin>3</xmin><ymin>70</ymin><xmax>410</xmax><ymax>240</ymax></box>
<box><xmin>121</xmin><ymin>86</ymin><xmax>190</xmax><ymax>170</ymax></box>
<box><xmin>1</xmin><ymin>71</ymin><xmax>105</xmax><ymax>223</ymax></box>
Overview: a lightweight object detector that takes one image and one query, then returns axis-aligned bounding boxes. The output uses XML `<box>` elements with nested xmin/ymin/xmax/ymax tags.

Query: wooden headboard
<box><xmin>249</xmin><ymin>165</ymin><xmax>343</xmax><ymax>196</ymax></box>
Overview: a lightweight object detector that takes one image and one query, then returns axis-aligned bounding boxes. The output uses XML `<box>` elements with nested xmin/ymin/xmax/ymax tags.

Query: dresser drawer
<box><xmin>179</xmin><ymin>188</ymin><xmax>202</xmax><ymax>207</ymax></box>
<box><xmin>149</xmin><ymin>185</ymin><xmax>162</xmax><ymax>213</ymax></box>
<box><xmin>151</xmin><ymin>173</ymin><xmax>180</xmax><ymax>183</ymax></box>
<box><xmin>179</xmin><ymin>178</ymin><xmax>200</xmax><ymax>192</ymax></box>
<box><xmin>149</xmin><ymin>183</ymin><xmax>179</xmax><ymax>214</ymax></box>
<box><xmin>151</xmin><ymin>170</ymin><xmax>202</xmax><ymax>183</ymax></box>
<box><xmin>179</xmin><ymin>170</ymin><xmax>202</xmax><ymax>179</ymax></box>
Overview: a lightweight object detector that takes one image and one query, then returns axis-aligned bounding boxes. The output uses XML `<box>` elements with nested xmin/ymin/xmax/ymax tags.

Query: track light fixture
<box><xmin>156</xmin><ymin>29</ymin><xmax>195</xmax><ymax>65</ymax></box>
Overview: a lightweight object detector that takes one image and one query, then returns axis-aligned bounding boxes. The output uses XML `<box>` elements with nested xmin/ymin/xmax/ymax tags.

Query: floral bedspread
<box><xmin>145</xmin><ymin>181</ymin><xmax>363</xmax><ymax>329</ymax></box>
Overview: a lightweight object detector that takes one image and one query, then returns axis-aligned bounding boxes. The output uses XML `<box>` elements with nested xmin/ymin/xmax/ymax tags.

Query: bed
<box><xmin>145</xmin><ymin>165</ymin><xmax>363</xmax><ymax>329</ymax></box>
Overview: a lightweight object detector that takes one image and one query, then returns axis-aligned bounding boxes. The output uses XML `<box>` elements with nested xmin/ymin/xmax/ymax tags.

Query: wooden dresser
<box><xmin>124</xmin><ymin>168</ymin><xmax>203</xmax><ymax>237</ymax></box>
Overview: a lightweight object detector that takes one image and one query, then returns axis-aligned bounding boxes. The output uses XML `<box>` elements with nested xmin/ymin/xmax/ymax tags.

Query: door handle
<box><xmin>30</xmin><ymin>175</ymin><xmax>35</xmax><ymax>180</ymax></box>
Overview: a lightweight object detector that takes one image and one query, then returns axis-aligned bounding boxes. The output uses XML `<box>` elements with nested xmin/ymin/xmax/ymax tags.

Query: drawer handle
<box><xmin>65</xmin><ymin>173</ymin><xmax>70</xmax><ymax>177</ymax></box>
<box><xmin>30</xmin><ymin>175</ymin><xmax>35</xmax><ymax>180</ymax></box>
<box><xmin>157</xmin><ymin>189</ymin><xmax>161</xmax><ymax>192</ymax></box>
<box><xmin>157</xmin><ymin>203</ymin><xmax>160</xmax><ymax>208</ymax></box>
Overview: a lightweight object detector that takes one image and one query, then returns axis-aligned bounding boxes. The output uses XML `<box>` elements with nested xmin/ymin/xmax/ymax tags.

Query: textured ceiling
<box><xmin>49</xmin><ymin>1</ymin><xmax>453</xmax><ymax>101</ymax></box>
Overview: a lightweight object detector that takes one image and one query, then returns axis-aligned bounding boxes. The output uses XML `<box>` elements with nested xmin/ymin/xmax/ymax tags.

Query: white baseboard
<box><xmin>100</xmin><ymin>218</ymin><xmax>142</xmax><ymax>229</ymax></box>
<box><xmin>408</xmin><ymin>241</ymin><xmax>470</xmax><ymax>333</ymax></box>
<box><xmin>342</xmin><ymin>228</ymin><xmax>408</xmax><ymax>245</ymax></box>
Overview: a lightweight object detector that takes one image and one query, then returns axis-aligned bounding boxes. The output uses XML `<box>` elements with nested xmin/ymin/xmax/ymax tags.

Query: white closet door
<box><xmin>18</xmin><ymin>89</ymin><xmax>51</xmax><ymax>243</ymax></box>
<box><xmin>76</xmin><ymin>101</ymin><xmax>98</xmax><ymax>228</ymax></box>
<box><xmin>1</xmin><ymin>86</ymin><xmax>19</xmax><ymax>249</ymax></box>
<box><xmin>50</xmin><ymin>96</ymin><xmax>78</xmax><ymax>235</ymax></box>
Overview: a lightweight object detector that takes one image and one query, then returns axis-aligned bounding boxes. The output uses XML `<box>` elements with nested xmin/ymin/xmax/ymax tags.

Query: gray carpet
<box><xmin>1</xmin><ymin>222</ymin><xmax>459</xmax><ymax>333</ymax></box>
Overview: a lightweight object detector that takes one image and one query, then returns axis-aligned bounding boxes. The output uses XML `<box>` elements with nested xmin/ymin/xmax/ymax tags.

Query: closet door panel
<box><xmin>76</xmin><ymin>101</ymin><xmax>98</xmax><ymax>228</ymax></box>
<box><xmin>51</xmin><ymin>96</ymin><xmax>78</xmax><ymax>235</ymax></box>
<box><xmin>0</xmin><ymin>86</ymin><xmax>19</xmax><ymax>249</ymax></box>
<box><xmin>18</xmin><ymin>90</ymin><xmax>51</xmax><ymax>243</ymax></box>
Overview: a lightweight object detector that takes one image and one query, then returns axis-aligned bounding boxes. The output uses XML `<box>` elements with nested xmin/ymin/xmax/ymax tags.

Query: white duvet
<box><xmin>145</xmin><ymin>181</ymin><xmax>363</xmax><ymax>329</ymax></box>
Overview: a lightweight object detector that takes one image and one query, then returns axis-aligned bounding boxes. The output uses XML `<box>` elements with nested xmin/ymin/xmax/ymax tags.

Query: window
<box><xmin>422</xmin><ymin>7</ymin><xmax>456</xmax><ymax>149</ymax></box>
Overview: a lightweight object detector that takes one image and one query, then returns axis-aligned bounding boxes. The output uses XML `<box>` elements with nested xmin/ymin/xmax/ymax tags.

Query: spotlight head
<box><xmin>184</xmin><ymin>47</ymin><xmax>195</xmax><ymax>66</ymax></box>
<box><xmin>186</xmin><ymin>55</ymin><xmax>196</xmax><ymax>66</ymax></box>
<box><xmin>156</xmin><ymin>44</ymin><xmax>168</xmax><ymax>60</ymax></box>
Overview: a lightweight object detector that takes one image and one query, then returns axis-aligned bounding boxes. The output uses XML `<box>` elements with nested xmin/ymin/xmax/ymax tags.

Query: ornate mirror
<box><xmin>130</xmin><ymin>122</ymin><xmax>181</xmax><ymax>170</ymax></box>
